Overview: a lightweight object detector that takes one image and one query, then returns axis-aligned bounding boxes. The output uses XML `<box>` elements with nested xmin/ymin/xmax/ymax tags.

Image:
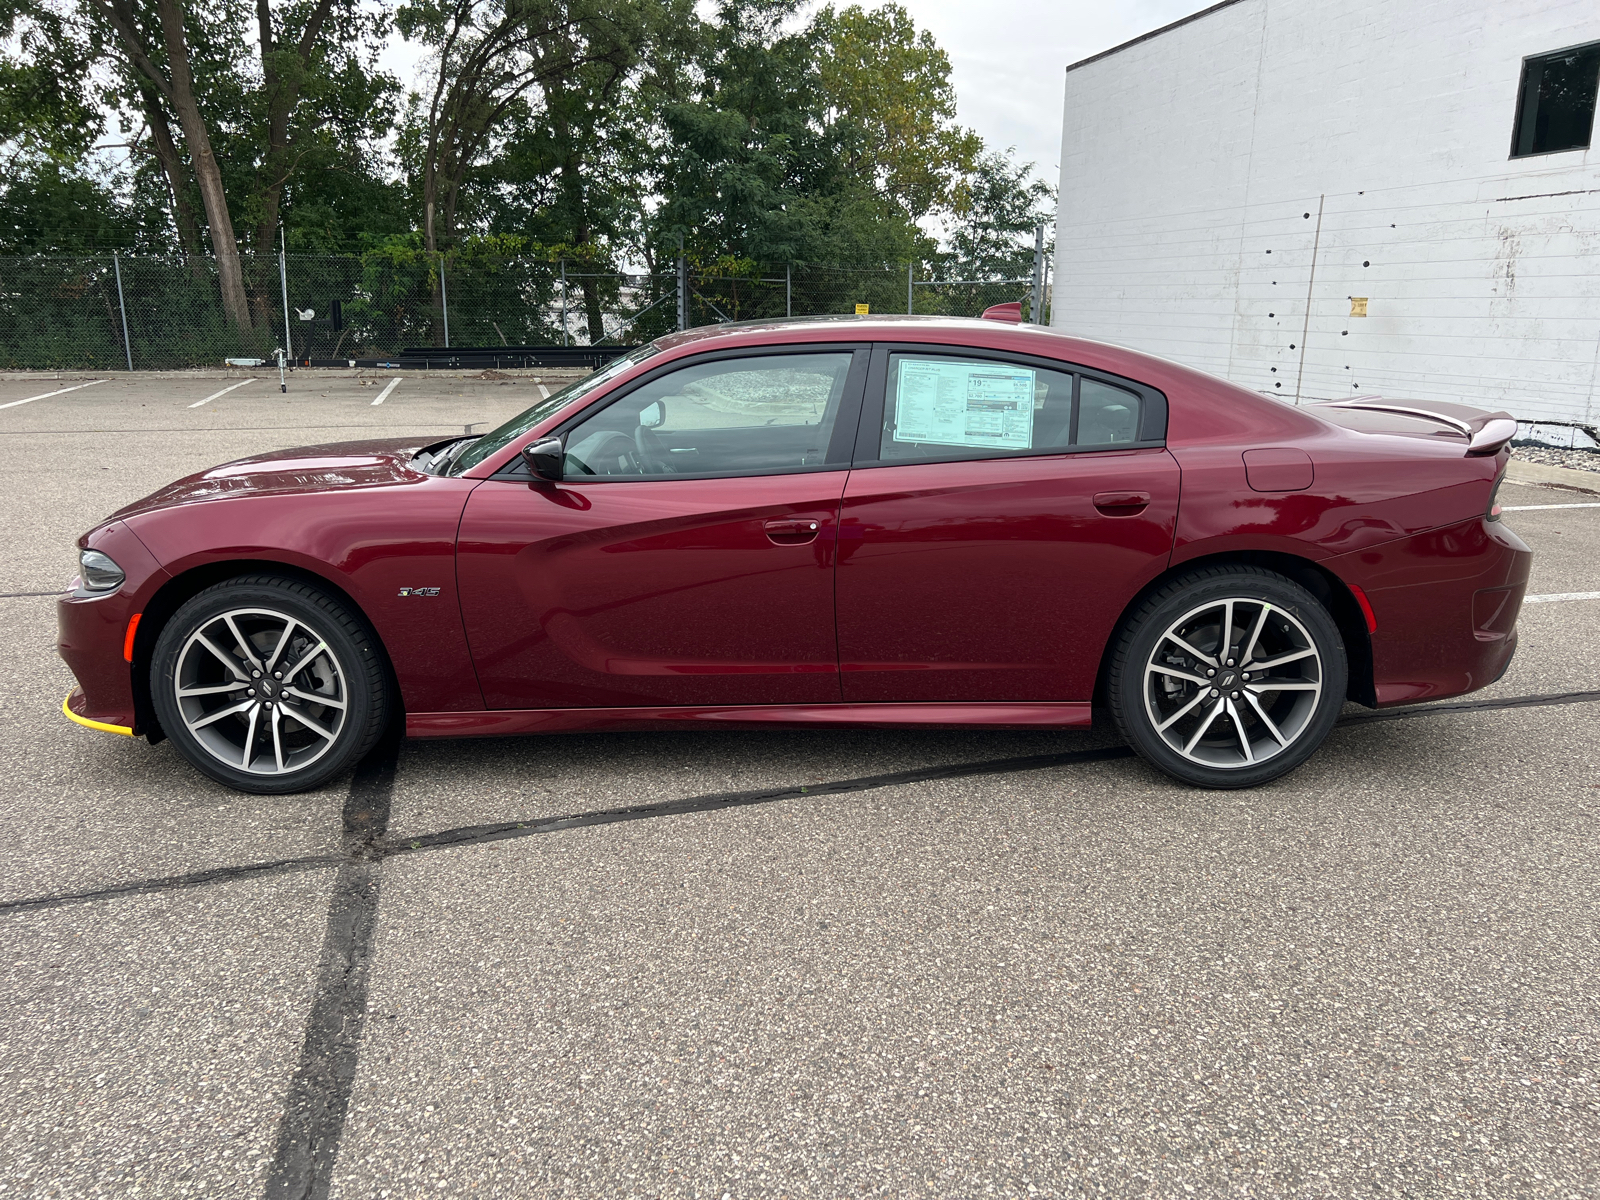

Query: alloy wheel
<box><xmin>172</xmin><ymin>607</ymin><xmax>349</xmax><ymax>775</ymax></box>
<box><xmin>1142</xmin><ymin>598</ymin><xmax>1323</xmax><ymax>769</ymax></box>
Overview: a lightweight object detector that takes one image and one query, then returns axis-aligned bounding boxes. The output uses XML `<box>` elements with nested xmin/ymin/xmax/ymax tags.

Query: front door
<box><xmin>457</xmin><ymin>348</ymin><xmax>866</xmax><ymax>710</ymax></box>
<box><xmin>836</xmin><ymin>349</ymin><xmax>1180</xmax><ymax>703</ymax></box>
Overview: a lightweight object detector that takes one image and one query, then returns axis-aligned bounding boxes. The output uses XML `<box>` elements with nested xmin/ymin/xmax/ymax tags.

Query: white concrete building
<box><xmin>1051</xmin><ymin>0</ymin><xmax>1600</xmax><ymax>433</ymax></box>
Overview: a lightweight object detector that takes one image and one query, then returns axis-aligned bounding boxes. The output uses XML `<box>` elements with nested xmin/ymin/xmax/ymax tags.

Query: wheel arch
<box><xmin>129</xmin><ymin>558</ymin><xmax>402</xmax><ymax>744</ymax></box>
<box><xmin>1093</xmin><ymin>549</ymin><xmax>1376</xmax><ymax>713</ymax></box>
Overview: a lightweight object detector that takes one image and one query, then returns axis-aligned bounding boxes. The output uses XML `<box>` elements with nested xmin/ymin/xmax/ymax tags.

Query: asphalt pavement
<box><xmin>1</xmin><ymin>370</ymin><xmax>1596</xmax><ymax>1199</ymax></box>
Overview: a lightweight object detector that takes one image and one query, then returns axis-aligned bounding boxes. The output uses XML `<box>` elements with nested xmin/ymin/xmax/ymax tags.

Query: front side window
<box><xmin>450</xmin><ymin>343</ymin><xmax>660</xmax><ymax>474</ymax></box>
<box><xmin>878</xmin><ymin>354</ymin><xmax>1144</xmax><ymax>463</ymax></box>
<box><xmin>561</xmin><ymin>352</ymin><xmax>854</xmax><ymax>479</ymax></box>
<box><xmin>1511</xmin><ymin>42</ymin><xmax>1600</xmax><ymax>157</ymax></box>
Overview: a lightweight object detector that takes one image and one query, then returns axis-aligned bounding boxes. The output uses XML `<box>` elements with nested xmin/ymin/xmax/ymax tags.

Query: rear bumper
<box><xmin>1328</xmin><ymin>516</ymin><xmax>1532</xmax><ymax>707</ymax></box>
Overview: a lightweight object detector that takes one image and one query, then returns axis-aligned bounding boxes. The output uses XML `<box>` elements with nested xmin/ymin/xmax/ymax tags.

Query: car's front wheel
<box><xmin>1107</xmin><ymin>566</ymin><xmax>1347</xmax><ymax>788</ymax></box>
<box><xmin>150</xmin><ymin>574</ymin><xmax>390</xmax><ymax>794</ymax></box>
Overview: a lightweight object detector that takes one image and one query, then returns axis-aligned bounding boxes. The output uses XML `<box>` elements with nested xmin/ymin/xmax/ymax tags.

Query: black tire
<box><xmin>150</xmin><ymin>574</ymin><xmax>390</xmax><ymax>794</ymax></box>
<box><xmin>1107</xmin><ymin>565</ymin><xmax>1347</xmax><ymax>789</ymax></box>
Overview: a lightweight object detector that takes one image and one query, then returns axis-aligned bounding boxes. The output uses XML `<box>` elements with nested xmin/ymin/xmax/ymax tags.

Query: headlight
<box><xmin>79</xmin><ymin>549</ymin><xmax>125</xmax><ymax>592</ymax></box>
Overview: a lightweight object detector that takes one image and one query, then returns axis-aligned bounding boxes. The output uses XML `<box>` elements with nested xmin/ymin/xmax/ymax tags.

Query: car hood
<box><xmin>109</xmin><ymin>437</ymin><xmax>436</xmax><ymax>522</ymax></box>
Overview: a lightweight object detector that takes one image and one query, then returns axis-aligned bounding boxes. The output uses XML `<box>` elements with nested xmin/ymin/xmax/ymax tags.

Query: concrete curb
<box><xmin>1507</xmin><ymin>458</ymin><xmax>1600</xmax><ymax>494</ymax></box>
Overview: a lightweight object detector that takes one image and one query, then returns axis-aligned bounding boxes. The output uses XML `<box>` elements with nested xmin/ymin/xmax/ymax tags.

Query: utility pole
<box><xmin>1031</xmin><ymin>224</ymin><xmax>1046</xmax><ymax>325</ymax></box>
<box><xmin>676</xmin><ymin>234</ymin><xmax>687</xmax><ymax>331</ymax></box>
<box><xmin>112</xmin><ymin>252</ymin><xmax>132</xmax><ymax>371</ymax></box>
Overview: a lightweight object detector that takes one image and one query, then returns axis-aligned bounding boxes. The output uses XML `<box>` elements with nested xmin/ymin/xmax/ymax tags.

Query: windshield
<box><xmin>448</xmin><ymin>343</ymin><xmax>662</xmax><ymax>475</ymax></box>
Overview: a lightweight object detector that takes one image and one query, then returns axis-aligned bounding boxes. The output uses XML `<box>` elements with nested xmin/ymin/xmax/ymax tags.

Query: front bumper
<box><xmin>56</xmin><ymin>521</ymin><xmax>168</xmax><ymax>736</ymax></box>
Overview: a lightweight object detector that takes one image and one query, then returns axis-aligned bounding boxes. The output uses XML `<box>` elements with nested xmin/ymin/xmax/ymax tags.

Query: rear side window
<box><xmin>1078</xmin><ymin>378</ymin><xmax>1143</xmax><ymax>446</ymax></box>
<box><xmin>877</xmin><ymin>354</ymin><xmax>1146</xmax><ymax>463</ymax></box>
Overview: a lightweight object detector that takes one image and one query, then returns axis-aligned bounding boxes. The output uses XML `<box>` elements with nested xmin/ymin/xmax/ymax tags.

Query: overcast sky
<box><xmin>379</xmin><ymin>0</ymin><xmax>1207</xmax><ymax>185</ymax></box>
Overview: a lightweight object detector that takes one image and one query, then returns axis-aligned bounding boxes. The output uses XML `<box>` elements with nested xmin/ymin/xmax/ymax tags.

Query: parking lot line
<box><xmin>371</xmin><ymin>379</ymin><xmax>401</xmax><ymax>406</ymax></box>
<box><xmin>1524</xmin><ymin>591</ymin><xmax>1600</xmax><ymax>604</ymax></box>
<box><xmin>1503</xmin><ymin>502</ymin><xmax>1600</xmax><ymax>511</ymax></box>
<box><xmin>187</xmin><ymin>378</ymin><xmax>256</xmax><ymax>408</ymax></box>
<box><xmin>0</xmin><ymin>379</ymin><xmax>106</xmax><ymax>410</ymax></box>
<box><xmin>537</xmin><ymin>384</ymin><xmax>550</xmax><ymax>398</ymax></box>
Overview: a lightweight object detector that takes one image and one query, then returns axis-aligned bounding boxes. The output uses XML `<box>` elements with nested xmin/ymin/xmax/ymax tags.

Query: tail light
<box><xmin>1486</xmin><ymin>471</ymin><xmax>1505</xmax><ymax>522</ymax></box>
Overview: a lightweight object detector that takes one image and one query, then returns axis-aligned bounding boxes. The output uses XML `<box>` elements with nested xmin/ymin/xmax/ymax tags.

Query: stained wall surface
<box><xmin>1052</xmin><ymin>0</ymin><xmax>1600</xmax><ymax>430</ymax></box>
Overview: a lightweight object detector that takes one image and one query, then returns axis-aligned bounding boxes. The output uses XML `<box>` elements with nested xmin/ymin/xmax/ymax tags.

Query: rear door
<box><xmin>836</xmin><ymin>346</ymin><xmax>1180</xmax><ymax>703</ymax></box>
<box><xmin>457</xmin><ymin>346</ymin><xmax>867</xmax><ymax>710</ymax></box>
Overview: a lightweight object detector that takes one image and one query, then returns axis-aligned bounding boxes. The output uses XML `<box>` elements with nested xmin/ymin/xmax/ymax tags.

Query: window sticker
<box><xmin>892</xmin><ymin>358</ymin><xmax>1036</xmax><ymax>450</ymax></box>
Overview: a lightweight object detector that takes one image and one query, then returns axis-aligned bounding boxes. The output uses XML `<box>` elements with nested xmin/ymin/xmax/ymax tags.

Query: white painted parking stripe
<box><xmin>188</xmin><ymin>378</ymin><xmax>255</xmax><ymax>408</ymax></box>
<box><xmin>371</xmin><ymin>379</ymin><xmax>401</xmax><ymax>406</ymax></box>
<box><xmin>0</xmin><ymin>379</ymin><xmax>106</xmax><ymax>410</ymax></box>
<box><xmin>1524</xmin><ymin>591</ymin><xmax>1600</xmax><ymax>604</ymax></box>
<box><xmin>1503</xmin><ymin>502</ymin><xmax>1600</xmax><ymax>511</ymax></box>
<box><xmin>537</xmin><ymin>384</ymin><xmax>550</xmax><ymax>398</ymax></box>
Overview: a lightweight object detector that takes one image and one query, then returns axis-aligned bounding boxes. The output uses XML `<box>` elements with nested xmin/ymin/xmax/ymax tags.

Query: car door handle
<box><xmin>764</xmin><ymin>518</ymin><xmax>822</xmax><ymax>544</ymax></box>
<box><xmin>1093</xmin><ymin>490</ymin><xmax>1151</xmax><ymax>514</ymax></box>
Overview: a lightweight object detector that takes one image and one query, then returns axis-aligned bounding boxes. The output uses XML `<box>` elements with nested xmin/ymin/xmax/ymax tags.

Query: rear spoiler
<box><xmin>1315</xmin><ymin>396</ymin><xmax>1518</xmax><ymax>456</ymax></box>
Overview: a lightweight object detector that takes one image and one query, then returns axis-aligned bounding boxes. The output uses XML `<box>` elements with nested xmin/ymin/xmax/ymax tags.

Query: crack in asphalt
<box><xmin>4</xmin><ymin>687</ymin><xmax>1597</xmax><ymax>919</ymax></box>
<box><xmin>262</xmin><ymin>727</ymin><xmax>399</xmax><ymax>1200</ymax></box>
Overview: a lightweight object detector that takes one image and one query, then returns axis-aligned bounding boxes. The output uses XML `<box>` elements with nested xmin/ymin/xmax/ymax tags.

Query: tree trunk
<box><xmin>581</xmin><ymin>277</ymin><xmax>605</xmax><ymax>343</ymax></box>
<box><xmin>154</xmin><ymin>0</ymin><xmax>251</xmax><ymax>329</ymax></box>
<box><xmin>251</xmin><ymin>0</ymin><xmax>336</xmax><ymax>254</ymax></box>
<box><xmin>139</xmin><ymin>87</ymin><xmax>202</xmax><ymax>259</ymax></box>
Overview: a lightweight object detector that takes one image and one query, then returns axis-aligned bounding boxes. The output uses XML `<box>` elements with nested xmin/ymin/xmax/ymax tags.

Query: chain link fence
<box><xmin>0</xmin><ymin>252</ymin><xmax>1041</xmax><ymax>370</ymax></box>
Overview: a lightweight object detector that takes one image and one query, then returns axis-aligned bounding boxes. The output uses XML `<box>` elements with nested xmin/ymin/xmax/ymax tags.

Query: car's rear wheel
<box><xmin>150</xmin><ymin>574</ymin><xmax>390</xmax><ymax>794</ymax></box>
<box><xmin>1107</xmin><ymin>566</ymin><xmax>1347</xmax><ymax>788</ymax></box>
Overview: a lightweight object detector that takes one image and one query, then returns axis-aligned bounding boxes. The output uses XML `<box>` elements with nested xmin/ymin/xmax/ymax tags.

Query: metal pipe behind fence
<box><xmin>907</xmin><ymin>262</ymin><xmax>914</xmax><ymax>315</ymax></box>
<box><xmin>1032</xmin><ymin>225</ymin><xmax>1045</xmax><ymax>324</ymax></box>
<box><xmin>279</xmin><ymin>229</ymin><xmax>293</xmax><ymax>365</ymax></box>
<box><xmin>560</xmin><ymin>259</ymin><xmax>568</xmax><ymax>346</ymax></box>
<box><xmin>112</xmin><ymin>252</ymin><xmax>132</xmax><ymax>371</ymax></box>
<box><xmin>439</xmin><ymin>253</ymin><xmax>450</xmax><ymax>349</ymax></box>
<box><xmin>786</xmin><ymin>264</ymin><xmax>791</xmax><ymax>319</ymax></box>
<box><xmin>677</xmin><ymin>253</ymin><xmax>687</xmax><ymax>331</ymax></box>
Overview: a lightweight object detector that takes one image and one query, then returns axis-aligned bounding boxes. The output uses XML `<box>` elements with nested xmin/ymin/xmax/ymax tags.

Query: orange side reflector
<box><xmin>123</xmin><ymin>612</ymin><xmax>142</xmax><ymax>662</ymax></box>
<box><xmin>1347</xmin><ymin>584</ymin><xmax>1378</xmax><ymax>634</ymax></box>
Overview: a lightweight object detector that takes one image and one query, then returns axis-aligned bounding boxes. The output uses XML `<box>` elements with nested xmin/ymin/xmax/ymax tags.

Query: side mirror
<box><xmin>639</xmin><ymin>399</ymin><xmax>666</xmax><ymax>429</ymax></box>
<box><xmin>520</xmin><ymin>436</ymin><xmax>565</xmax><ymax>482</ymax></box>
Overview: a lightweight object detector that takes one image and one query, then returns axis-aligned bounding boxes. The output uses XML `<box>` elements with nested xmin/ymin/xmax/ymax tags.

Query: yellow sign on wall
<box><xmin>1350</xmin><ymin>297</ymin><xmax>1369</xmax><ymax>317</ymax></box>
<box><xmin>855</xmin><ymin>303</ymin><xmax>870</xmax><ymax>315</ymax></box>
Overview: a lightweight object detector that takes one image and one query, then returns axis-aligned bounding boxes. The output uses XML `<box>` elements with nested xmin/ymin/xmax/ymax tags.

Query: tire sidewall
<box><xmin>1111</xmin><ymin>569</ymin><xmax>1348</xmax><ymax>789</ymax></box>
<box><xmin>151</xmin><ymin>577</ymin><xmax>387</xmax><ymax>794</ymax></box>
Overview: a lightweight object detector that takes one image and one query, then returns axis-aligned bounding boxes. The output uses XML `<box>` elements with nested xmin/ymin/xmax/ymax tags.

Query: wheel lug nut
<box><xmin>1231</xmin><ymin>691</ymin><xmax>1241</xmax><ymax>699</ymax></box>
<box><xmin>1226</xmin><ymin>658</ymin><xmax>1235</xmax><ymax>667</ymax></box>
<box><xmin>248</xmin><ymin>689</ymin><xmax>255</xmax><ymax>696</ymax></box>
<box><xmin>273</xmin><ymin>672</ymin><xmax>282</xmax><ymax>680</ymax></box>
<box><xmin>252</xmin><ymin>670</ymin><xmax>261</xmax><ymax>678</ymax></box>
<box><xmin>1206</xmin><ymin>668</ymin><xmax>1216</xmax><ymax>677</ymax></box>
<box><xmin>1210</xmin><ymin>688</ymin><xmax>1219</xmax><ymax>697</ymax></box>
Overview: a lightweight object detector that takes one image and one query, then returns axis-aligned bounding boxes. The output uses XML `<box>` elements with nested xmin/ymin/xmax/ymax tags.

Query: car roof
<box><xmin>648</xmin><ymin>315</ymin><xmax>1217</xmax><ymax>394</ymax></box>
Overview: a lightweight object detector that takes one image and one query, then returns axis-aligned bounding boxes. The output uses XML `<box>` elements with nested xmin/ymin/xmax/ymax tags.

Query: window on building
<box><xmin>1511</xmin><ymin>42</ymin><xmax>1600</xmax><ymax>158</ymax></box>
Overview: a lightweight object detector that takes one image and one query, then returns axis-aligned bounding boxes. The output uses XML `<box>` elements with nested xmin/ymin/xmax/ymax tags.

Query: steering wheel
<box><xmin>633</xmin><ymin>423</ymin><xmax>673</xmax><ymax>474</ymax></box>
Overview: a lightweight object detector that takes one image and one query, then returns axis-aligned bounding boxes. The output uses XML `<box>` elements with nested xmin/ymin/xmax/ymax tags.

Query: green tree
<box><xmin>943</xmin><ymin>148</ymin><xmax>1054</xmax><ymax>278</ymax></box>
<box><xmin>810</xmin><ymin>3</ymin><xmax>981</xmax><ymax>223</ymax></box>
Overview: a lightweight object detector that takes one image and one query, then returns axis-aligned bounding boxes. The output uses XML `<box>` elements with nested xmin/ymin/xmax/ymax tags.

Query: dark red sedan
<box><xmin>59</xmin><ymin>317</ymin><xmax>1530</xmax><ymax>792</ymax></box>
